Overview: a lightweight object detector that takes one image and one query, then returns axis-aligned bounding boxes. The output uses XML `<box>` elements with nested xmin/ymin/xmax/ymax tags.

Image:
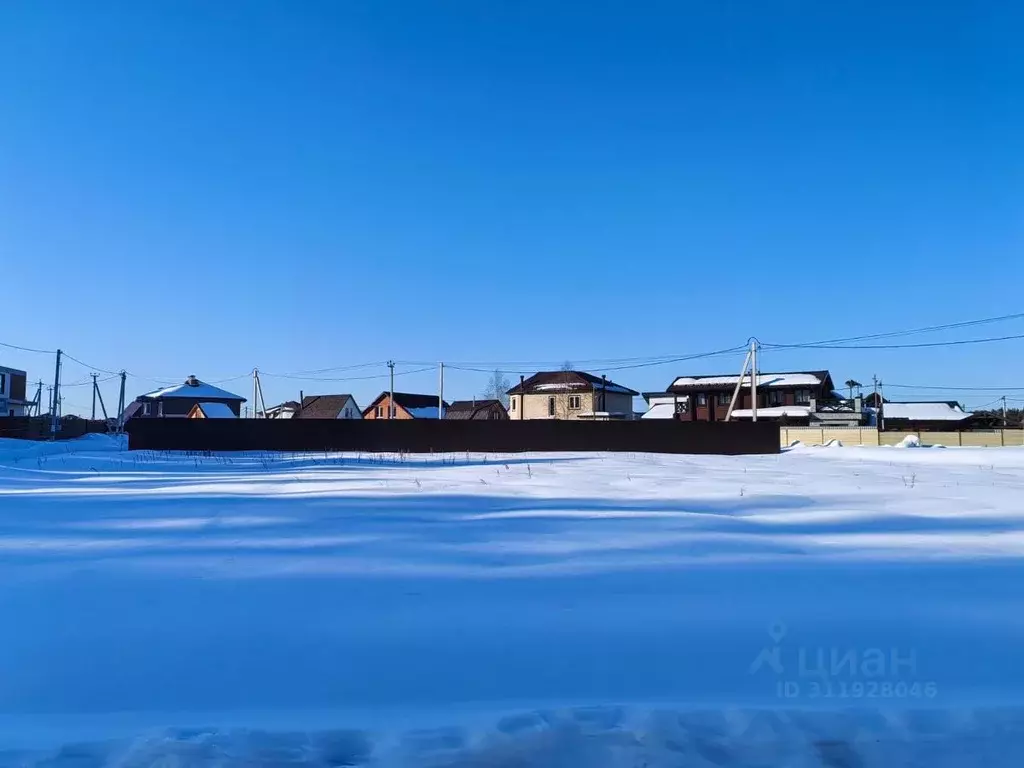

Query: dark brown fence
<box><xmin>0</xmin><ymin>417</ymin><xmax>109</xmax><ymax>441</ymax></box>
<box><xmin>126</xmin><ymin>418</ymin><xmax>779</xmax><ymax>455</ymax></box>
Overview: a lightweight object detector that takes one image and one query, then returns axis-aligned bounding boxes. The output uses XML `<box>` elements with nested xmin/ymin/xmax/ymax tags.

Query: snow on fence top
<box><xmin>884</xmin><ymin>402</ymin><xmax>973</xmax><ymax>421</ymax></box>
<box><xmin>671</xmin><ymin>372</ymin><xmax>822</xmax><ymax>389</ymax></box>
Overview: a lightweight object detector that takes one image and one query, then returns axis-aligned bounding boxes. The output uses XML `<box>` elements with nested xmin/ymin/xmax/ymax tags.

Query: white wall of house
<box><xmin>337</xmin><ymin>397</ymin><xmax>362</xmax><ymax>419</ymax></box>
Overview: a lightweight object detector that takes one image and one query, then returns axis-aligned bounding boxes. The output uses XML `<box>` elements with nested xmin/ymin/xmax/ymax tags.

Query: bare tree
<box><xmin>844</xmin><ymin>379</ymin><xmax>863</xmax><ymax>399</ymax></box>
<box><xmin>481</xmin><ymin>370</ymin><xmax>512</xmax><ymax>407</ymax></box>
<box><xmin>561</xmin><ymin>360</ymin><xmax>574</xmax><ymax>371</ymax></box>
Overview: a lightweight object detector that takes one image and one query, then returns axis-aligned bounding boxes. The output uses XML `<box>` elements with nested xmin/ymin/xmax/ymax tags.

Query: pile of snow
<box><xmin>2</xmin><ymin>445</ymin><xmax>1024</xmax><ymax>762</ymax></box>
<box><xmin>896</xmin><ymin>434</ymin><xmax>922</xmax><ymax>448</ymax></box>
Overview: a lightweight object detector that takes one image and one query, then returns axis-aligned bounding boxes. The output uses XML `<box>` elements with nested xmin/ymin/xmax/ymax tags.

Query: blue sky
<box><xmin>1</xmin><ymin>1</ymin><xmax>1022</xmax><ymax>413</ymax></box>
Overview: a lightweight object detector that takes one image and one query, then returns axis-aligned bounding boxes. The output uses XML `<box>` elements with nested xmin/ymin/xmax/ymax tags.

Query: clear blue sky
<box><xmin>1</xmin><ymin>1</ymin><xmax>1022</xmax><ymax>413</ymax></box>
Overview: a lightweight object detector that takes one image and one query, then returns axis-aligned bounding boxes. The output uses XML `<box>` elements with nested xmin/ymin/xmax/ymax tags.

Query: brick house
<box><xmin>644</xmin><ymin>370</ymin><xmax>837</xmax><ymax>422</ymax></box>
<box><xmin>362</xmin><ymin>392</ymin><xmax>447</xmax><ymax>419</ymax></box>
<box><xmin>507</xmin><ymin>371</ymin><xmax>639</xmax><ymax>420</ymax></box>
<box><xmin>444</xmin><ymin>399</ymin><xmax>509</xmax><ymax>420</ymax></box>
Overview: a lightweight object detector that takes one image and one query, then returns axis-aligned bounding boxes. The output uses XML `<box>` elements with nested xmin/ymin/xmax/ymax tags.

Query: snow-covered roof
<box><xmin>195</xmin><ymin>402</ymin><xmax>237</xmax><ymax>419</ymax></box>
<box><xmin>728</xmin><ymin>406</ymin><xmax>812</xmax><ymax>419</ymax></box>
<box><xmin>140</xmin><ymin>377</ymin><xmax>246</xmax><ymax>402</ymax></box>
<box><xmin>883</xmin><ymin>402</ymin><xmax>972</xmax><ymax>422</ymax></box>
<box><xmin>643</xmin><ymin>393</ymin><xmax>690</xmax><ymax>405</ymax></box>
<box><xmin>671</xmin><ymin>372</ymin><xmax>822</xmax><ymax>389</ymax></box>
<box><xmin>641</xmin><ymin>403</ymin><xmax>677</xmax><ymax>419</ymax></box>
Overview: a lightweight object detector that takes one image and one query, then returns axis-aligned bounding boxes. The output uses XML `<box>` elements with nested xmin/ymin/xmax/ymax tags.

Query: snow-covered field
<box><xmin>3</xmin><ymin>435</ymin><xmax>1024</xmax><ymax>765</ymax></box>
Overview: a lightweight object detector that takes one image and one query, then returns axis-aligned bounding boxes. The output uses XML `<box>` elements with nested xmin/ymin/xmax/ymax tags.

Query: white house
<box><xmin>0</xmin><ymin>366</ymin><xmax>31</xmax><ymax>417</ymax></box>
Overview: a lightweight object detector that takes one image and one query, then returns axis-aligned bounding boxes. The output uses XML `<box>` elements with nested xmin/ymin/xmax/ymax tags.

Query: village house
<box><xmin>643</xmin><ymin>370</ymin><xmax>841</xmax><ymax>424</ymax></box>
<box><xmin>0</xmin><ymin>366</ymin><xmax>31</xmax><ymax>417</ymax></box>
<box><xmin>507</xmin><ymin>371</ymin><xmax>638</xmax><ymax>420</ymax></box>
<box><xmin>295</xmin><ymin>394</ymin><xmax>362</xmax><ymax>419</ymax></box>
<box><xmin>881</xmin><ymin>401</ymin><xmax>975</xmax><ymax>431</ymax></box>
<box><xmin>444</xmin><ymin>399</ymin><xmax>509</xmax><ymax>420</ymax></box>
<box><xmin>126</xmin><ymin>375</ymin><xmax>246</xmax><ymax>419</ymax></box>
<box><xmin>362</xmin><ymin>392</ymin><xmax>447</xmax><ymax>419</ymax></box>
<box><xmin>264</xmin><ymin>401</ymin><xmax>300</xmax><ymax>419</ymax></box>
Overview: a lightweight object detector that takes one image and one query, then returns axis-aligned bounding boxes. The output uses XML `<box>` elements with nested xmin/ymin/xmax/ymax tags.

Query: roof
<box><xmin>297</xmin><ymin>394</ymin><xmax>357</xmax><ymax>419</ymax></box>
<box><xmin>728</xmin><ymin>405</ymin><xmax>813</xmax><ymax>419</ymax></box>
<box><xmin>883</xmin><ymin>402</ymin><xmax>973</xmax><ymax>422</ymax></box>
<box><xmin>193</xmin><ymin>402</ymin><xmax>237</xmax><ymax>419</ymax></box>
<box><xmin>668</xmin><ymin>371</ymin><xmax>829</xmax><ymax>392</ymax></box>
<box><xmin>0</xmin><ymin>366</ymin><xmax>26</xmax><ymax>376</ymax></box>
<box><xmin>364</xmin><ymin>391</ymin><xmax>448</xmax><ymax>413</ymax></box>
<box><xmin>445</xmin><ymin>399</ymin><xmax>506</xmax><ymax>419</ymax></box>
<box><xmin>139</xmin><ymin>375</ymin><xmax>246</xmax><ymax>402</ymax></box>
<box><xmin>507</xmin><ymin>371</ymin><xmax>639</xmax><ymax>396</ymax></box>
<box><xmin>641</xmin><ymin>403</ymin><xmax>677</xmax><ymax>419</ymax></box>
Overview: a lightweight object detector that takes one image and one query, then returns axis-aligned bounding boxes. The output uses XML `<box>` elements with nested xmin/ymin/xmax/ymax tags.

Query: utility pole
<box><xmin>50</xmin><ymin>349</ymin><xmax>62</xmax><ymax>436</ymax></box>
<box><xmin>750</xmin><ymin>339</ymin><xmax>758</xmax><ymax>423</ymax></box>
<box><xmin>95</xmin><ymin>380</ymin><xmax>109</xmax><ymax>421</ymax></box>
<box><xmin>1003</xmin><ymin>395</ymin><xmax>1008</xmax><ymax>428</ymax></box>
<box><xmin>253</xmin><ymin>369</ymin><xmax>267</xmax><ymax>418</ymax></box>
<box><xmin>388</xmin><ymin>360</ymin><xmax>395</xmax><ymax>418</ymax></box>
<box><xmin>438</xmin><ymin>362</ymin><xmax>444</xmax><ymax>418</ymax></box>
<box><xmin>878</xmin><ymin>379</ymin><xmax>885</xmax><ymax>432</ymax></box>
<box><xmin>91</xmin><ymin>373</ymin><xmax>98</xmax><ymax>420</ymax></box>
<box><xmin>724</xmin><ymin>347</ymin><xmax>752</xmax><ymax>422</ymax></box>
<box><xmin>33</xmin><ymin>380</ymin><xmax>43</xmax><ymax>417</ymax></box>
<box><xmin>116</xmin><ymin>371</ymin><xmax>127</xmax><ymax>431</ymax></box>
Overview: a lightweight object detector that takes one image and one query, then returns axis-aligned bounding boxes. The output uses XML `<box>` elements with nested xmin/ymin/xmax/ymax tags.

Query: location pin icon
<box><xmin>768</xmin><ymin>621</ymin><xmax>787</xmax><ymax>643</ymax></box>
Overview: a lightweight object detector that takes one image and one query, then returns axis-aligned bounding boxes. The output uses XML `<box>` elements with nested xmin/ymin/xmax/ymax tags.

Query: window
<box><xmin>769</xmin><ymin>390</ymin><xmax>784</xmax><ymax>406</ymax></box>
<box><xmin>794</xmin><ymin>389</ymin><xmax>812</xmax><ymax>405</ymax></box>
<box><xmin>375</xmin><ymin>405</ymin><xmax>384</xmax><ymax>418</ymax></box>
<box><xmin>142</xmin><ymin>402</ymin><xmax>151</xmax><ymax>416</ymax></box>
<box><xmin>0</xmin><ymin>374</ymin><xmax>5</xmax><ymax>394</ymax></box>
<box><xmin>716</xmin><ymin>392</ymin><xmax>731</xmax><ymax>406</ymax></box>
<box><xmin>158</xmin><ymin>401</ymin><xmax>164</xmax><ymax>417</ymax></box>
<box><xmin>548</xmin><ymin>397</ymin><xmax>556</xmax><ymax>416</ymax></box>
<box><xmin>568</xmin><ymin>395</ymin><xmax>581</xmax><ymax>410</ymax></box>
<box><xmin>697</xmin><ymin>393</ymin><xmax>708</xmax><ymax>407</ymax></box>
<box><xmin>674</xmin><ymin>400</ymin><xmax>688</xmax><ymax>414</ymax></box>
<box><xmin>510</xmin><ymin>397</ymin><xmax>516</xmax><ymax>412</ymax></box>
<box><xmin>8</xmin><ymin>409</ymin><xmax>13</xmax><ymax>417</ymax></box>
<box><xmin>343</xmin><ymin>407</ymin><xmax>351</xmax><ymax>418</ymax></box>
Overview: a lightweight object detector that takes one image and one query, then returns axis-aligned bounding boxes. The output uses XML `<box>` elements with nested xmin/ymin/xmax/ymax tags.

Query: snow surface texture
<box><xmin>3</xmin><ymin>435</ymin><xmax>1024</xmax><ymax>765</ymax></box>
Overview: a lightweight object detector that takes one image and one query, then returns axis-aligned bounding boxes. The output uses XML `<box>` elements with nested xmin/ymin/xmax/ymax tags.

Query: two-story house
<box><xmin>644</xmin><ymin>370</ymin><xmax>837</xmax><ymax>423</ymax></box>
<box><xmin>507</xmin><ymin>371</ymin><xmax>639</xmax><ymax>420</ymax></box>
<box><xmin>0</xmin><ymin>366</ymin><xmax>31</xmax><ymax>417</ymax></box>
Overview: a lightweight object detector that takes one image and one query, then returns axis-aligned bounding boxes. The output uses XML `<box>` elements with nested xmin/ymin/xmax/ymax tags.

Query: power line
<box><xmin>884</xmin><ymin>382</ymin><xmax>1024</xmax><ymax>392</ymax></box>
<box><xmin>261</xmin><ymin>365</ymin><xmax>435</xmax><ymax>383</ymax></box>
<box><xmin>768</xmin><ymin>311</ymin><xmax>1024</xmax><ymax>347</ymax></box>
<box><xmin>0</xmin><ymin>339</ymin><xmax>55</xmax><ymax>355</ymax></box>
<box><xmin>764</xmin><ymin>332</ymin><xmax>1024</xmax><ymax>351</ymax></box>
